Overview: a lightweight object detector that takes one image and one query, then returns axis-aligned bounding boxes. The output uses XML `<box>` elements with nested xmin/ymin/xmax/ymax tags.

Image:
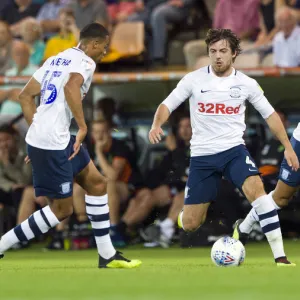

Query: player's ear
<box><xmin>232</xmin><ymin>50</ymin><xmax>237</xmax><ymax>60</ymax></box>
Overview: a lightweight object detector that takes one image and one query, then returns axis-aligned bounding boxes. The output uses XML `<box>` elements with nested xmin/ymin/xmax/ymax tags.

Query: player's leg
<box><xmin>225</xmin><ymin>147</ymin><xmax>294</xmax><ymax>265</ymax></box>
<box><xmin>17</xmin><ymin>186</ymin><xmax>38</xmax><ymax>224</ymax></box>
<box><xmin>0</xmin><ymin>195</ymin><xmax>72</xmax><ymax>256</ymax></box>
<box><xmin>239</xmin><ymin>180</ymin><xmax>297</xmax><ymax>236</ymax></box>
<box><xmin>0</xmin><ymin>144</ymin><xmax>75</xmax><ymax>257</ymax></box>
<box><xmin>239</xmin><ymin>136</ymin><xmax>300</xmax><ymax>234</ymax></box>
<box><xmin>178</xmin><ymin>156</ymin><xmax>220</xmax><ymax>232</ymax></box>
<box><xmin>75</xmin><ymin>158</ymin><xmax>141</xmax><ymax>268</ymax></box>
<box><xmin>15</xmin><ymin>186</ymin><xmax>47</xmax><ymax>249</ymax></box>
<box><xmin>108</xmin><ymin>180</ymin><xmax>130</xmax><ymax>225</ymax></box>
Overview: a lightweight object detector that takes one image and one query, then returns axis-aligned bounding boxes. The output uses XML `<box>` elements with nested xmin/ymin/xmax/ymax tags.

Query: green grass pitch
<box><xmin>0</xmin><ymin>241</ymin><xmax>299</xmax><ymax>300</ymax></box>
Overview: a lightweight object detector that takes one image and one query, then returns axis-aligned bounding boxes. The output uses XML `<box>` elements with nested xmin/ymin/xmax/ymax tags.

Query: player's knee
<box><xmin>274</xmin><ymin>195</ymin><xmax>290</xmax><ymax>208</ymax></box>
<box><xmin>50</xmin><ymin>201</ymin><xmax>73</xmax><ymax>221</ymax></box>
<box><xmin>242</xmin><ymin>176</ymin><xmax>265</xmax><ymax>202</ymax></box>
<box><xmin>150</xmin><ymin>6</ymin><xmax>164</xmax><ymax>23</ymax></box>
<box><xmin>183</xmin><ymin>214</ymin><xmax>205</xmax><ymax>232</ymax></box>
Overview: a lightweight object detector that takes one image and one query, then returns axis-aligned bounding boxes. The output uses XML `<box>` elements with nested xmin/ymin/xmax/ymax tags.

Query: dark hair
<box><xmin>80</xmin><ymin>23</ymin><xmax>109</xmax><ymax>41</ymax></box>
<box><xmin>0</xmin><ymin>125</ymin><xmax>17</xmax><ymax>135</ymax></box>
<box><xmin>95</xmin><ymin>97</ymin><xmax>116</xmax><ymax>118</ymax></box>
<box><xmin>205</xmin><ymin>29</ymin><xmax>242</xmax><ymax>61</ymax></box>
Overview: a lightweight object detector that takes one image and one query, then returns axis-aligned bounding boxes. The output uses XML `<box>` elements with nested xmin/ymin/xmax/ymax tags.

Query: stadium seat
<box><xmin>101</xmin><ymin>22</ymin><xmax>145</xmax><ymax>64</ymax></box>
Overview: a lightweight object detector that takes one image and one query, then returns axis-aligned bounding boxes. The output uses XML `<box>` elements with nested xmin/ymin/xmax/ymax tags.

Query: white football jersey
<box><xmin>25</xmin><ymin>47</ymin><xmax>96</xmax><ymax>150</ymax></box>
<box><xmin>293</xmin><ymin>124</ymin><xmax>300</xmax><ymax>141</ymax></box>
<box><xmin>162</xmin><ymin>66</ymin><xmax>275</xmax><ymax>156</ymax></box>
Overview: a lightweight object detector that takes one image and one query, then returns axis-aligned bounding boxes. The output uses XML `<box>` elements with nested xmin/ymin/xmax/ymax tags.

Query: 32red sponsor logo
<box><xmin>198</xmin><ymin>102</ymin><xmax>241</xmax><ymax>114</ymax></box>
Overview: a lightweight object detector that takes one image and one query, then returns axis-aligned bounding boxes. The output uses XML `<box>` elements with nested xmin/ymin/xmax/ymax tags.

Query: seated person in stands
<box><xmin>0</xmin><ymin>0</ymin><xmax>41</xmax><ymax>37</ymax></box>
<box><xmin>0</xmin><ymin>41</ymin><xmax>38</xmax><ymax>117</ymax></box>
<box><xmin>183</xmin><ymin>0</ymin><xmax>260</xmax><ymax>69</ymax></box>
<box><xmin>0</xmin><ymin>21</ymin><xmax>15</xmax><ymax>75</ymax></box>
<box><xmin>20</xmin><ymin>18</ymin><xmax>45</xmax><ymax>66</ymax></box>
<box><xmin>68</xmin><ymin>0</ymin><xmax>110</xmax><ymax>31</ymax></box>
<box><xmin>36</xmin><ymin>0</ymin><xmax>66</xmax><ymax>37</ymax></box>
<box><xmin>257</xmin><ymin>110</ymin><xmax>289</xmax><ymax>192</ymax></box>
<box><xmin>0</xmin><ymin>125</ymin><xmax>32</xmax><ymax>213</ymax></box>
<box><xmin>107</xmin><ymin>0</ymin><xmax>138</xmax><ymax>23</ymax></box>
<box><xmin>91</xmin><ymin>120</ymin><xmax>144</xmax><ymax>246</ymax></box>
<box><xmin>43</xmin><ymin>7</ymin><xmax>78</xmax><ymax>61</ymax></box>
<box><xmin>94</xmin><ymin>97</ymin><xmax>122</xmax><ymax>127</ymax></box>
<box><xmin>273</xmin><ymin>6</ymin><xmax>300</xmax><ymax>67</ymax></box>
<box><xmin>112</xmin><ymin>113</ymin><xmax>192</xmax><ymax>247</ymax></box>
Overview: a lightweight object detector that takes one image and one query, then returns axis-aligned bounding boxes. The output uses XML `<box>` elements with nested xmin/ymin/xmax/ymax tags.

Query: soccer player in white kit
<box><xmin>234</xmin><ymin>122</ymin><xmax>300</xmax><ymax>250</ymax></box>
<box><xmin>0</xmin><ymin>23</ymin><xmax>141</xmax><ymax>269</ymax></box>
<box><xmin>149</xmin><ymin>29</ymin><xmax>299</xmax><ymax>266</ymax></box>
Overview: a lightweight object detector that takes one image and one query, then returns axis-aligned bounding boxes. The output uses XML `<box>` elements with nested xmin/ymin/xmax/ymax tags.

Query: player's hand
<box><xmin>284</xmin><ymin>148</ymin><xmax>299</xmax><ymax>171</ymax></box>
<box><xmin>149</xmin><ymin>127</ymin><xmax>164</xmax><ymax>144</ymax></box>
<box><xmin>69</xmin><ymin>127</ymin><xmax>87</xmax><ymax>160</ymax></box>
<box><xmin>96</xmin><ymin>138</ymin><xmax>107</xmax><ymax>152</ymax></box>
<box><xmin>24</xmin><ymin>155</ymin><xmax>31</xmax><ymax>164</ymax></box>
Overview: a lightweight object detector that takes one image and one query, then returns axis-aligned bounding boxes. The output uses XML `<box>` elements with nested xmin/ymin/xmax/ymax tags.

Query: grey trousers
<box><xmin>128</xmin><ymin>3</ymin><xmax>189</xmax><ymax>60</ymax></box>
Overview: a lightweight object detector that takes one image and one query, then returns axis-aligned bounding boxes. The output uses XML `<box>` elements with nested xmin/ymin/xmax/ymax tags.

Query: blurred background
<box><xmin>1</xmin><ymin>0</ymin><xmax>300</xmax><ymax>252</ymax></box>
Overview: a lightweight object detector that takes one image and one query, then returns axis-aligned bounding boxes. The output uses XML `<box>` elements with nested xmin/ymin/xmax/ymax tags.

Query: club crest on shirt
<box><xmin>60</xmin><ymin>182</ymin><xmax>71</xmax><ymax>194</ymax></box>
<box><xmin>230</xmin><ymin>86</ymin><xmax>241</xmax><ymax>98</ymax></box>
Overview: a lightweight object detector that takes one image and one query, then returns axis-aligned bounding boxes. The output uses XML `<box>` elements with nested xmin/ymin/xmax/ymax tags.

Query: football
<box><xmin>211</xmin><ymin>236</ymin><xmax>246</xmax><ymax>267</ymax></box>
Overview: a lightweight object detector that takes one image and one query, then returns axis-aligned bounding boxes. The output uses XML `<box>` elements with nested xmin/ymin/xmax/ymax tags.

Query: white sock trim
<box><xmin>86</xmin><ymin>205</ymin><xmax>109</xmax><ymax>215</ymax></box>
<box><xmin>252</xmin><ymin>194</ymin><xmax>274</xmax><ymax>213</ymax></box>
<box><xmin>42</xmin><ymin>206</ymin><xmax>59</xmax><ymax>227</ymax></box>
<box><xmin>91</xmin><ymin>220</ymin><xmax>110</xmax><ymax>229</ymax></box>
<box><xmin>85</xmin><ymin>194</ymin><xmax>108</xmax><ymax>205</ymax></box>
<box><xmin>21</xmin><ymin>219</ymin><xmax>35</xmax><ymax>240</ymax></box>
<box><xmin>269</xmin><ymin>191</ymin><xmax>281</xmax><ymax>210</ymax></box>
<box><xmin>33</xmin><ymin>211</ymin><xmax>50</xmax><ymax>233</ymax></box>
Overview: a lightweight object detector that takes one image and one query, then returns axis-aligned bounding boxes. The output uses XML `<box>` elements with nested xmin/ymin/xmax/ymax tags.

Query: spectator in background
<box><xmin>112</xmin><ymin>114</ymin><xmax>192</xmax><ymax>247</ymax></box>
<box><xmin>256</xmin><ymin>0</ymin><xmax>278</xmax><ymax>47</ymax></box>
<box><xmin>126</xmin><ymin>0</ymin><xmax>165</xmax><ymax>22</ymax></box>
<box><xmin>183</xmin><ymin>0</ymin><xmax>260</xmax><ymax>69</ymax></box>
<box><xmin>0</xmin><ymin>125</ymin><xmax>32</xmax><ymax>210</ymax></box>
<box><xmin>0</xmin><ymin>0</ymin><xmax>41</xmax><ymax>36</ymax></box>
<box><xmin>148</xmin><ymin>0</ymin><xmax>197</xmax><ymax>65</ymax></box>
<box><xmin>0</xmin><ymin>41</ymin><xmax>38</xmax><ymax>117</ymax></box>
<box><xmin>94</xmin><ymin>97</ymin><xmax>122</xmax><ymax>126</ymax></box>
<box><xmin>68</xmin><ymin>0</ymin><xmax>110</xmax><ymax>30</ymax></box>
<box><xmin>43</xmin><ymin>8</ymin><xmax>78</xmax><ymax>61</ymax></box>
<box><xmin>36</xmin><ymin>0</ymin><xmax>66</xmax><ymax>36</ymax></box>
<box><xmin>107</xmin><ymin>0</ymin><xmax>137</xmax><ymax>23</ymax></box>
<box><xmin>273</xmin><ymin>6</ymin><xmax>300</xmax><ymax>67</ymax></box>
<box><xmin>276</xmin><ymin>0</ymin><xmax>300</xmax><ymax>21</ymax></box>
<box><xmin>20</xmin><ymin>18</ymin><xmax>45</xmax><ymax>65</ymax></box>
<box><xmin>0</xmin><ymin>21</ymin><xmax>15</xmax><ymax>75</ymax></box>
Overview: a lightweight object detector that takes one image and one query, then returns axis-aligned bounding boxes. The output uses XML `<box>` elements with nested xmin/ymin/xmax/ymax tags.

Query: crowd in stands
<box><xmin>0</xmin><ymin>0</ymin><xmax>299</xmax><ymax>70</ymax></box>
<box><xmin>1</xmin><ymin>0</ymin><xmax>300</xmax><ymax>250</ymax></box>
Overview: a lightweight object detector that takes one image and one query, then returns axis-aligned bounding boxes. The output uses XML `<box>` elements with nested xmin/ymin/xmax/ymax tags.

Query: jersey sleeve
<box><xmin>32</xmin><ymin>57</ymin><xmax>53</xmax><ymax>83</ymax></box>
<box><xmin>247</xmin><ymin>79</ymin><xmax>275</xmax><ymax>119</ymax></box>
<box><xmin>162</xmin><ymin>74</ymin><xmax>193</xmax><ymax>113</ymax></box>
<box><xmin>69</xmin><ymin>55</ymin><xmax>96</xmax><ymax>83</ymax></box>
